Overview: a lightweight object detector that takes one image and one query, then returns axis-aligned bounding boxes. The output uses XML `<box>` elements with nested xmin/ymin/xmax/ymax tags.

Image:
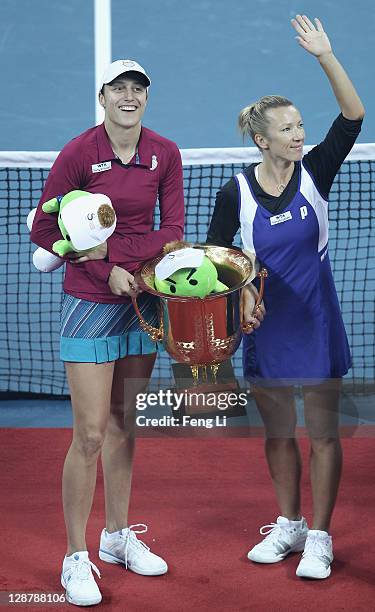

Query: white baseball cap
<box><xmin>61</xmin><ymin>193</ymin><xmax>116</xmax><ymax>250</ymax></box>
<box><xmin>155</xmin><ymin>248</ymin><xmax>205</xmax><ymax>280</ymax></box>
<box><xmin>99</xmin><ymin>59</ymin><xmax>151</xmax><ymax>92</ymax></box>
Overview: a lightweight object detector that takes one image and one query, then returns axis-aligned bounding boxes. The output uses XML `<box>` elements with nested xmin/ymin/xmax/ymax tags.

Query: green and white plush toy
<box><xmin>154</xmin><ymin>242</ymin><xmax>228</xmax><ymax>298</ymax></box>
<box><xmin>27</xmin><ymin>190</ymin><xmax>116</xmax><ymax>272</ymax></box>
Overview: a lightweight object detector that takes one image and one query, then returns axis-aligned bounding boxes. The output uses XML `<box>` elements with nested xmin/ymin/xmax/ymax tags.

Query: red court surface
<box><xmin>1</xmin><ymin>429</ymin><xmax>374</xmax><ymax>611</ymax></box>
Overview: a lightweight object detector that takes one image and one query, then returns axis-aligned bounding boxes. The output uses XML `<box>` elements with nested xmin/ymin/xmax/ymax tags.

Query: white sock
<box><xmin>105</xmin><ymin>528</ymin><xmax>125</xmax><ymax>538</ymax></box>
<box><xmin>64</xmin><ymin>551</ymin><xmax>88</xmax><ymax>563</ymax></box>
<box><xmin>281</xmin><ymin>516</ymin><xmax>303</xmax><ymax>523</ymax></box>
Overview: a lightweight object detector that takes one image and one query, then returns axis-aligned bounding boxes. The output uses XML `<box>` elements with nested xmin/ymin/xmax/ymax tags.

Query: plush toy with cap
<box><xmin>27</xmin><ymin>190</ymin><xmax>116</xmax><ymax>272</ymax></box>
<box><xmin>154</xmin><ymin>241</ymin><xmax>228</xmax><ymax>298</ymax></box>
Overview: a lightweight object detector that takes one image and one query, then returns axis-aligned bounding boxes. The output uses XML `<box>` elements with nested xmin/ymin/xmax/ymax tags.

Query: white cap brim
<box><xmin>155</xmin><ymin>248</ymin><xmax>205</xmax><ymax>280</ymax></box>
<box><xmin>61</xmin><ymin>193</ymin><xmax>116</xmax><ymax>250</ymax></box>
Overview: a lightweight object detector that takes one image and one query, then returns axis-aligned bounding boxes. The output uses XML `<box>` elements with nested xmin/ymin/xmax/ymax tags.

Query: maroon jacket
<box><xmin>30</xmin><ymin>124</ymin><xmax>184</xmax><ymax>303</ymax></box>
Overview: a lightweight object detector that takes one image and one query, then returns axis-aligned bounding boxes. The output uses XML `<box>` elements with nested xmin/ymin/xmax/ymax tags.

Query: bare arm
<box><xmin>291</xmin><ymin>14</ymin><xmax>365</xmax><ymax>120</ymax></box>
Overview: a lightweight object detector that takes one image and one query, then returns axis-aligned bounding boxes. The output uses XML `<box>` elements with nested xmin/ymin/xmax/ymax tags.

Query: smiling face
<box><xmin>99</xmin><ymin>74</ymin><xmax>148</xmax><ymax>130</ymax></box>
<box><xmin>255</xmin><ymin>105</ymin><xmax>305</xmax><ymax>162</ymax></box>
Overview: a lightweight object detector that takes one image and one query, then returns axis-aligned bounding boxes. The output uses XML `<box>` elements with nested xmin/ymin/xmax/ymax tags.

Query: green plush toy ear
<box><xmin>51</xmin><ymin>239</ymin><xmax>72</xmax><ymax>257</ymax></box>
<box><xmin>42</xmin><ymin>197</ymin><xmax>59</xmax><ymax>214</ymax></box>
<box><xmin>212</xmin><ymin>279</ymin><xmax>229</xmax><ymax>293</ymax></box>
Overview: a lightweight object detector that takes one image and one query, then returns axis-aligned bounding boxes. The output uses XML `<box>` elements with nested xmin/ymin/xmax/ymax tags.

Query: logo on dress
<box><xmin>150</xmin><ymin>155</ymin><xmax>158</xmax><ymax>171</ymax></box>
<box><xmin>270</xmin><ymin>211</ymin><xmax>292</xmax><ymax>226</ymax></box>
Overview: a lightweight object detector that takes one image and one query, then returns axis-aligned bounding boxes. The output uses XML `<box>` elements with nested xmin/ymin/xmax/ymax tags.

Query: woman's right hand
<box><xmin>108</xmin><ymin>265</ymin><xmax>140</xmax><ymax>297</ymax></box>
<box><xmin>291</xmin><ymin>15</ymin><xmax>332</xmax><ymax>59</ymax></box>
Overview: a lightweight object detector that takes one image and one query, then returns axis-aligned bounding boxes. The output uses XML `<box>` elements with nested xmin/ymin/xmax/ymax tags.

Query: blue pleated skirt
<box><xmin>60</xmin><ymin>292</ymin><xmax>160</xmax><ymax>363</ymax></box>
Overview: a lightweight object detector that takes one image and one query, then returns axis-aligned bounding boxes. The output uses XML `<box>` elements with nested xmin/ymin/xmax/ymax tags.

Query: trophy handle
<box><xmin>254</xmin><ymin>267</ymin><xmax>268</xmax><ymax>309</ymax></box>
<box><xmin>241</xmin><ymin>267</ymin><xmax>268</xmax><ymax>332</ymax></box>
<box><xmin>131</xmin><ymin>296</ymin><xmax>164</xmax><ymax>342</ymax></box>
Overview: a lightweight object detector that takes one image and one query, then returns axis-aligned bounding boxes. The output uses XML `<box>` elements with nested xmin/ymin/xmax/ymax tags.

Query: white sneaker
<box><xmin>61</xmin><ymin>551</ymin><xmax>102</xmax><ymax>607</ymax></box>
<box><xmin>247</xmin><ymin>516</ymin><xmax>308</xmax><ymax>563</ymax></box>
<box><xmin>296</xmin><ymin>530</ymin><xmax>333</xmax><ymax>579</ymax></box>
<box><xmin>99</xmin><ymin>523</ymin><xmax>168</xmax><ymax>576</ymax></box>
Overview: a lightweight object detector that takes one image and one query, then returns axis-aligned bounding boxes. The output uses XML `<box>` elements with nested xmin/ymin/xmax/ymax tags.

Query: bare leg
<box><xmin>252</xmin><ymin>385</ymin><xmax>302</xmax><ymax>520</ymax></box>
<box><xmin>303</xmin><ymin>380</ymin><xmax>342</xmax><ymax>532</ymax></box>
<box><xmin>101</xmin><ymin>353</ymin><xmax>156</xmax><ymax>532</ymax></box>
<box><xmin>63</xmin><ymin>361</ymin><xmax>114</xmax><ymax>555</ymax></box>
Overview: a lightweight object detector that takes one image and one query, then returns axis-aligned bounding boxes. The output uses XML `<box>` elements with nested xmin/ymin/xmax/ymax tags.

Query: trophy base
<box><xmin>171</xmin><ymin>360</ymin><xmax>247</xmax><ymax>419</ymax></box>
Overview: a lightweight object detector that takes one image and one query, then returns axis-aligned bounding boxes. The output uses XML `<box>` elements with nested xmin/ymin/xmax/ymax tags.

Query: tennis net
<box><xmin>1</xmin><ymin>145</ymin><xmax>374</xmax><ymax>395</ymax></box>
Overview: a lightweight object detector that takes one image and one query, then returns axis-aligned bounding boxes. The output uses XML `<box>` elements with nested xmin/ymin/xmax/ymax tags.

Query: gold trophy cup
<box><xmin>132</xmin><ymin>245</ymin><xmax>267</xmax><ymax>416</ymax></box>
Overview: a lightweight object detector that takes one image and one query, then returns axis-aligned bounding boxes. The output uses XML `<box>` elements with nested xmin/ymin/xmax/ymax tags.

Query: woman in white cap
<box><xmin>31</xmin><ymin>59</ymin><xmax>184</xmax><ymax>606</ymax></box>
<box><xmin>207</xmin><ymin>15</ymin><xmax>364</xmax><ymax>580</ymax></box>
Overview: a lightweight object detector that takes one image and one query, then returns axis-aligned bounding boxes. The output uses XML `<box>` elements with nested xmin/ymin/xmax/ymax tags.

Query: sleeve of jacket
<box><xmin>29</xmin><ymin>141</ymin><xmax>114</xmax><ymax>282</ymax></box>
<box><xmin>206</xmin><ymin>179</ymin><xmax>240</xmax><ymax>247</ymax></box>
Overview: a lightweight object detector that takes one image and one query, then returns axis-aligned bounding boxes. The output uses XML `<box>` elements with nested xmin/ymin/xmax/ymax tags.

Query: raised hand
<box><xmin>291</xmin><ymin>15</ymin><xmax>332</xmax><ymax>58</ymax></box>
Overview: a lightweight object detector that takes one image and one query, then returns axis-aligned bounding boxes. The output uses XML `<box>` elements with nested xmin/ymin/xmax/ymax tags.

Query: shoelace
<box><xmin>121</xmin><ymin>523</ymin><xmax>150</xmax><ymax>569</ymax></box>
<box><xmin>259</xmin><ymin>523</ymin><xmax>284</xmax><ymax>541</ymax></box>
<box><xmin>302</xmin><ymin>536</ymin><xmax>330</xmax><ymax>560</ymax></box>
<box><xmin>68</xmin><ymin>558</ymin><xmax>101</xmax><ymax>582</ymax></box>
<box><xmin>259</xmin><ymin>522</ymin><xmax>298</xmax><ymax>544</ymax></box>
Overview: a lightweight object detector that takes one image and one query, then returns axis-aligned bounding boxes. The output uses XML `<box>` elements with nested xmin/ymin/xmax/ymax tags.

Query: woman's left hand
<box><xmin>240</xmin><ymin>284</ymin><xmax>266</xmax><ymax>334</ymax></box>
<box><xmin>291</xmin><ymin>15</ymin><xmax>332</xmax><ymax>58</ymax></box>
<box><xmin>68</xmin><ymin>242</ymin><xmax>108</xmax><ymax>263</ymax></box>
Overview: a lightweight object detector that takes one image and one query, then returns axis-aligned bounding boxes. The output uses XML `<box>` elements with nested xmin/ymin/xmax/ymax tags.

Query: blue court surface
<box><xmin>0</xmin><ymin>0</ymin><xmax>374</xmax><ymax>150</ymax></box>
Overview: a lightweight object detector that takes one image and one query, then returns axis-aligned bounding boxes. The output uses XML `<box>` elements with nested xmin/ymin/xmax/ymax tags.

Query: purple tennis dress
<box><xmin>236</xmin><ymin>162</ymin><xmax>351</xmax><ymax>385</ymax></box>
